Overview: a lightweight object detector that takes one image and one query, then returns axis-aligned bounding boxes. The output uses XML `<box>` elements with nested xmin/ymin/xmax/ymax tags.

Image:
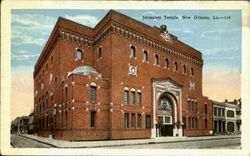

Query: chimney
<box><xmin>225</xmin><ymin>99</ymin><xmax>228</xmax><ymax>103</ymax></box>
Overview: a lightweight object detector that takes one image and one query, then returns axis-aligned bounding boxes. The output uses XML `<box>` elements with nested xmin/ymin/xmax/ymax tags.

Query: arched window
<box><xmin>165</xmin><ymin>58</ymin><xmax>169</xmax><ymax>68</ymax></box>
<box><xmin>182</xmin><ymin>65</ymin><xmax>186</xmax><ymax>74</ymax></box>
<box><xmin>143</xmin><ymin>51</ymin><xmax>148</xmax><ymax>62</ymax></box>
<box><xmin>65</xmin><ymin>87</ymin><xmax>68</xmax><ymax>104</ymax></box>
<box><xmin>154</xmin><ymin>54</ymin><xmax>159</xmax><ymax>65</ymax></box>
<box><xmin>190</xmin><ymin>68</ymin><xmax>194</xmax><ymax>76</ymax></box>
<box><xmin>174</xmin><ymin>62</ymin><xmax>178</xmax><ymax>71</ymax></box>
<box><xmin>42</xmin><ymin>96</ymin><xmax>44</xmax><ymax>112</ymax></box>
<box><xmin>227</xmin><ymin>110</ymin><xmax>234</xmax><ymax>117</ymax></box>
<box><xmin>124</xmin><ymin>88</ymin><xmax>129</xmax><ymax>105</ymax></box>
<box><xmin>130</xmin><ymin>46</ymin><xmax>135</xmax><ymax>57</ymax></box>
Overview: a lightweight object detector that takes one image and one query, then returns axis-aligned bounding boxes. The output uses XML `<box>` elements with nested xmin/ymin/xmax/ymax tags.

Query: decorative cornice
<box><xmin>108</xmin><ymin>22</ymin><xmax>203</xmax><ymax>68</ymax></box>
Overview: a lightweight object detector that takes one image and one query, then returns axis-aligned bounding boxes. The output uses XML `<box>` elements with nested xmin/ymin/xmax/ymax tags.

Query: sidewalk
<box><xmin>18</xmin><ymin>134</ymin><xmax>241</xmax><ymax>148</ymax></box>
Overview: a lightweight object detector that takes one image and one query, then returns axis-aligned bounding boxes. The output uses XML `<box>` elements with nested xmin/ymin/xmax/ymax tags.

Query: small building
<box><xmin>212</xmin><ymin>99</ymin><xmax>240</xmax><ymax>134</ymax></box>
<box><xmin>28</xmin><ymin>112</ymin><xmax>34</xmax><ymax>134</ymax></box>
<box><xmin>19</xmin><ymin>116</ymin><xmax>30</xmax><ymax>134</ymax></box>
<box><xmin>11</xmin><ymin>116</ymin><xmax>30</xmax><ymax>134</ymax></box>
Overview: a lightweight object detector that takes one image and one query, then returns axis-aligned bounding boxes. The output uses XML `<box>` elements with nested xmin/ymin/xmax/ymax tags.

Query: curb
<box><xmin>17</xmin><ymin>134</ymin><xmax>241</xmax><ymax>148</ymax></box>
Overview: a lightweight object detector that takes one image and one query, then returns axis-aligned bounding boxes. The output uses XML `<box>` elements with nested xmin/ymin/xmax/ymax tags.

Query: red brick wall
<box><xmin>34</xmin><ymin>10</ymin><xmax>213</xmax><ymax>140</ymax></box>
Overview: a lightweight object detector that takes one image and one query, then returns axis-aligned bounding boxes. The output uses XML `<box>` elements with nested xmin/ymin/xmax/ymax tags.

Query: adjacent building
<box><xmin>33</xmin><ymin>10</ymin><xmax>213</xmax><ymax>141</ymax></box>
<box><xmin>11</xmin><ymin>116</ymin><xmax>30</xmax><ymax>134</ymax></box>
<box><xmin>212</xmin><ymin>98</ymin><xmax>241</xmax><ymax>134</ymax></box>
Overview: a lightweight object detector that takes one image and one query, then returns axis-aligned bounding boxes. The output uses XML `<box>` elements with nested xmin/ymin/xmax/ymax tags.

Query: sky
<box><xmin>11</xmin><ymin>9</ymin><xmax>242</xmax><ymax>120</ymax></box>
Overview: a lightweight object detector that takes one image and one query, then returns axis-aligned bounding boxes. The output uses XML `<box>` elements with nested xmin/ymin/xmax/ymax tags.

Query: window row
<box><xmin>124</xmin><ymin>89</ymin><xmax>141</xmax><ymax>106</ymax></box>
<box><xmin>214</xmin><ymin>107</ymin><xmax>225</xmax><ymax>117</ymax></box>
<box><xmin>187</xmin><ymin>100</ymin><xmax>198</xmax><ymax>112</ymax></box>
<box><xmin>130</xmin><ymin>46</ymin><xmax>194</xmax><ymax>76</ymax></box>
<box><xmin>36</xmin><ymin>92</ymin><xmax>50</xmax><ymax>114</ymax></box>
<box><xmin>37</xmin><ymin>110</ymin><xmax>96</xmax><ymax>130</ymax></box>
<box><xmin>124</xmin><ymin>113</ymin><xmax>151</xmax><ymax>129</ymax></box>
<box><xmin>184</xmin><ymin>117</ymin><xmax>208</xmax><ymax>129</ymax></box>
<box><xmin>37</xmin><ymin>55</ymin><xmax>54</xmax><ymax>81</ymax></box>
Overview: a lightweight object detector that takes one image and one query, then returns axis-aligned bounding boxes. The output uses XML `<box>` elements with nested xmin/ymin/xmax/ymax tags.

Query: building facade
<box><xmin>33</xmin><ymin>10</ymin><xmax>213</xmax><ymax>141</ymax></box>
<box><xmin>212</xmin><ymin>99</ymin><xmax>241</xmax><ymax>134</ymax></box>
<box><xmin>11</xmin><ymin>116</ymin><xmax>30</xmax><ymax>134</ymax></box>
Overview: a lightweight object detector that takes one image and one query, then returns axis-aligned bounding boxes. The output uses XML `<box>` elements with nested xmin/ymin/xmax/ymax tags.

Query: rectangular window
<box><xmin>195</xmin><ymin>102</ymin><xmax>197</xmax><ymax>112</ymax></box>
<box><xmin>124</xmin><ymin>90</ymin><xmax>129</xmax><ymax>105</ymax></box>
<box><xmin>137</xmin><ymin>92</ymin><xmax>141</xmax><ymax>106</ymax></box>
<box><xmin>124</xmin><ymin>113</ymin><xmax>129</xmax><ymax>128</ymax></box>
<box><xmin>205</xmin><ymin>119</ymin><xmax>207</xmax><ymax>129</ymax></box>
<box><xmin>191</xmin><ymin>101</ymin><xmax>194</xmax><ymax>112</ymax></box>
<box><xmin>146</xmin><ymin>115</ymin><xmax>151</xmax><ymax>128</ymax></box>
<box><xmin>218</xmin><ymin>108</ymin><xmax>221</xmax><ymax>116</ymax></box>
<box><xmin>192</xmin><ymin>117</ymin><xmax>194</xmax><ymax>129</ymax></box>
<box><xmin>51</xmin><ymin>56</ymin><xmax>53</xmax><ymax>64</ymax></box>
<box><xmin>130</xmin><ymin>91</ymin><xmax>135</xmax><ymax>105</ymax></box>
<box><xmin>42</xmin><ymin>96</ymin><xmax>44</xmax><ymax>112</ymax></box>
<box><xmin>90</xmin><ymin>86</ymin><xmax>96</xmax><ymax>103</ymax></box>
<box><xmin>65</xmin><ymin>111</ymin><xmax>68</xmax><ymax>128</ymax></box>
<box><xmin>205</xmin><ymin>104</ymin><xmax>207</xmax><ymax>114</ymax></box>
<box><xmin>165</xmin><ymin>59</ymin><xmax>169</xmax><ymax>68</ymax></box>
<box><xmin>90</xmin><ymin>111</ymin><xmax>96</xmax><ymax>128</ymax></box>
<box><xmin>39</xmin><ymin>98</ymin><xmax>41</xmax><ymax>113</ymax></box>
<box><xmin>130</xmin><ymin>46</ymin><xmax>135</xmax><ymax>57</ymax></box>
<box><xmin>222</xmin><ymin>109</ymin><xmax>225</xmax><ymax>116</ymax></box>
<box><xmin>45</xmin><ymin>93</ymin><xmax>48</xmax><ymax>110</ymax></box>
<box><xmin>76</xmin><ymin>49</ymin><xmax>82</xmax><ymax>60</ymax></box>
<box><xmin>154</xmin><ymin>55</ymin><xmax>159</xmax><ymax>65</ymax></box>
<box><xmin>46</xmin><ymin>116</ymin><xmax>48</xmax><ymax>129</ymax></box>
<box><xmin>131</xmin><ymin>113</ymin><xmax>135</xmax><ymax>128</ymax></box>
<box><xmin>174</xmin><ymin>62</ymin><xmax>178</xmax><ymax>71</ymax></box>
<box><xmin>137</xmin><ymin>114</ymin><xmax>141</xmax><ymax>128</ymax></box>
<box><xmin>183</xmin><ymin>117</ymin><xmax>186</xmax><ymax>129</ymax></box>
<box><xmin>143</xmin><ymin>51</ymin><xmax>148</xmax><ymax>62</ymax></box>
<box><xmin>188</xmin><ymin>117</ymin><xmax>191</xmax><ymax>129</ymax></box>
<box><xmin>165</xmin><ymin>116</ymin><xmax>170</xmax><ymax>123</ymax></box>
<box><xmin>99</xmin><ymin>47</ymin><xmax>102</xmax><ymax>58</ymax></box>
<box><xmin>214</xmin><ymin>107</ymin><xmax>217</xmax><ymax>116</ymax></box>
<box><xmin>195</xmin><ymin>118</ymin><xmax>198</xmax><ymax>129</ymax></box>
<box><xmin>188</xmin><ymin>101</ymin><xmax>190</xmax><ymax>111</ymax></box>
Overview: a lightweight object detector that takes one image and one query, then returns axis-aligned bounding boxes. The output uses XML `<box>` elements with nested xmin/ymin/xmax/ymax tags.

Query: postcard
<box><xmin>1</xmin><ymin>1</ymin><xmax>249</xmax><ymax>156</ymax></box>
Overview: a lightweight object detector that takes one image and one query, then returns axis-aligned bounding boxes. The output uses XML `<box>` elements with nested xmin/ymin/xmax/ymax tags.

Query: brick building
<box><xmin>33</xmin><ymin>10</ymin><xmax>213</xmax><ymax>141</ymax></box>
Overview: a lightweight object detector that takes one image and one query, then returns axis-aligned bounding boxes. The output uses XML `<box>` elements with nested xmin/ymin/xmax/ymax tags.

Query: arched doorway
<box><xmin>157</xmin><ymin>94</ymin><xmax>175</xmax><ymax>136</ymax></box>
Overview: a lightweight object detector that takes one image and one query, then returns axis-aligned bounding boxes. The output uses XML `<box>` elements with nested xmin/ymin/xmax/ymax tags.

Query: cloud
<box><xmin>12</xmin><ymin>35</ymin><xmax>46</xmax><ymax>46</ymax></box>
<box><xmin>64</xmin><ymin>15</ymin><xmax>99</xmax><ymax>28</ymax></box>
<box><xmin>12</xmin><ymin>13</ymin><xmax>56</xmax><ymax>27</ymax></box>
<box><xmin>12</xmin><ymin>53</ymin><xmax>40</xmax><ymax>61</ymax></box>
<box><xmin>142</xmin><ymin>11</ymin><xmax>157</xmax><ymax>16</ymax></box>
<box><xmin>11</xmin><ymin>13</ymin><xmax>56</xmax><ymax>48</ymax></box>
<box><xmin>171</xmin><ymin>28</ymin><xmax>193</xmax><ymax>34</ymax></box>
<box><xmin>205</xmin><ymin>55</ymin><xmax>241</xmax><ymax>61</ymax></box>
<box><xmin>200</xmin><ymin>28</ymin><xmax>240</xmax><ymax>38</ymax></box>
<box><xmin>199</xmin><ymin>46</ymin><xmax>240</xmax><ymax>55</ymax></box>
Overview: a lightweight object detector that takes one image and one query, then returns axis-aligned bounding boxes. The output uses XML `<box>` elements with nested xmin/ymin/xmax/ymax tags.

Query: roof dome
<box><xmin>72</xmin><ymin>66</ymin><xmax>98</xmax><ymax>75</ymax></box>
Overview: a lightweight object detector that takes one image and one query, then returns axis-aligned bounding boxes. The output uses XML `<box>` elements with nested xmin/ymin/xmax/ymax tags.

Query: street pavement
<box><xmin>11</xmin><ymin>133</ymin><xmax>241</xmax><ymax>149</ymax></box>
<box><xmin>11</xmin><ymin>134</ymin><xmax>53</xmax><ymax>148</ymax></box>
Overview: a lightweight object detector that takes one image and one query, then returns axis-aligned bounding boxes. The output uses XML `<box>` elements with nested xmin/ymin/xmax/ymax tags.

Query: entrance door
<box><xmin>161</xmin><ymin>125</ymin><xmax>173</xmax><ymax>136</ymax></box>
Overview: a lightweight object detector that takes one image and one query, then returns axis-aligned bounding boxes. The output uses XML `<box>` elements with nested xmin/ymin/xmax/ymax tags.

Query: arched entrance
<box><xmin>152</xmin><ymin>78</ymin><xmax>183</xmax><ymax>138</ymax></box>
<box><xmin>157</xmin><ymin>93</ymin><xmax>176</xmax><ymax>136</ymax></box>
